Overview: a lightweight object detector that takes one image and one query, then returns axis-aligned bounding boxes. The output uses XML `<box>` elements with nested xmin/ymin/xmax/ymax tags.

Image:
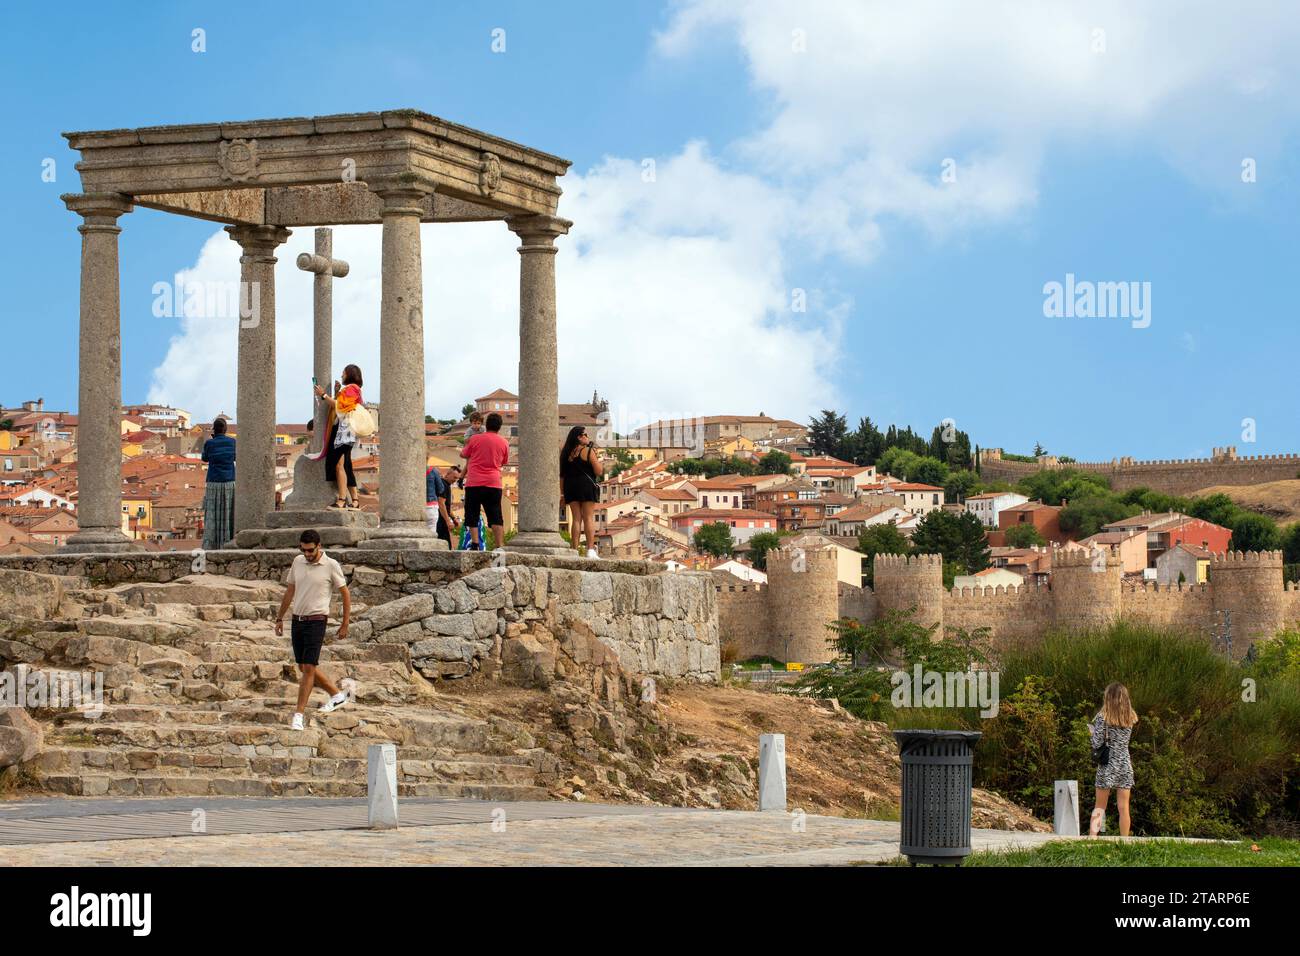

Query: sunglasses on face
<box><xmin>300</xmin><ymin>545</ymin><xmax>319</xmax><ymax>556</ymax></box>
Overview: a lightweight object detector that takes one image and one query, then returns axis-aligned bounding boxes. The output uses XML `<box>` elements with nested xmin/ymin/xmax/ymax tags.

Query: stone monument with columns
<box><xmin>58</xmin><ymin>109</ymin><xmax>573</xmax><ymax>555</ymax></box>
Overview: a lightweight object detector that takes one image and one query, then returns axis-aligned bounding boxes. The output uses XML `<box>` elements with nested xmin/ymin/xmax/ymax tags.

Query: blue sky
<box><xmin>4</xmin><ymin>0</ymin><xmax>1299</xmax><ymax>461</ymax></box>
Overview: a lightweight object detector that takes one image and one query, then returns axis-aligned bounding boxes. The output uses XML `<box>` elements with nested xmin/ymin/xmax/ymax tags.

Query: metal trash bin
<box><xmin>893</xmin><ymin>729</ymin><xmax>982</xmax><ymax>866</ymax></box>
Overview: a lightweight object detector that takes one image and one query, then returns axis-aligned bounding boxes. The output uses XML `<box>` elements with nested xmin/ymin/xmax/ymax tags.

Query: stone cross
<box><xmin>296</xmin><ymin>227</ymin><xmax>349</xmax><ymax>456</ymax></box>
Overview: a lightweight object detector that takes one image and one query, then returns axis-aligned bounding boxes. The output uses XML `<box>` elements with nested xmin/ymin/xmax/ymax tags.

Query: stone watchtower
<box><xmin>1210</xmin><ymin>550</ymin><xmax>1286</xmax><ymax>654</ymax></box>
<box><xmin>1051</xmin><ymin>547</ymin><xmax>1123</xmax><ymax>630</ymax></box>
<box><xmin>766</xmin><ymin>542</ymin><xmax>841</xmax><ymax>664</ymax></box>
<box><xmin>873</xmin><ymin>553</ymin><xmax>944</xmax><ymax>634</ymax></box>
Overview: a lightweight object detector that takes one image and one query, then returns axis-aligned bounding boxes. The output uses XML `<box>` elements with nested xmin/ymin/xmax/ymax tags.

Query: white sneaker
<box><xmin>586</xmin><ymin>549</ymin><xmax>599</xmax><ymax>559</ymax></box>
<box><xmin>290</xmin><ymin>712</ymin><xmax>305</xmax><ymax>731</ymax></box>
<box><xmin>319</xmin><ymin>692</ymin><xmax>349</xmax><ymax>714</ymax></box>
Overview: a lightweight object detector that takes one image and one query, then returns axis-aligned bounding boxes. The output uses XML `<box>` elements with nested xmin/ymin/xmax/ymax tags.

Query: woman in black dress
<box><xmin>560</xmin><ymin>425</ymin><xmax>603</xmax><ymax>558</ymax></box>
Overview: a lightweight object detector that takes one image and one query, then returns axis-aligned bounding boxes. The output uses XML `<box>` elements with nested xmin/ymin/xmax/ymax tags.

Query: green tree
<box><xmin>807</xmin><ymin>410</ymin><xmax>849</xmax><ymax>458</ymax></box>
<box><xmin>911</xmin><ymin>456</ymin><xmax>950</xmax><ymax>487</ymax></box>
<box><xmin>943</xmin><ymin>469</ymin><xmax>979</xmax><ymax>504</ymax></box>
<box><xmin>856</xmin><ymin>522</ymin><xmax>910</xmax><ymax>587</ymax></box>
<box><xmin>747</xmin><ymin>531</ymin><xmax>784</xmax><ymax>571</ymax></box>
<box><xmin>460</xmin><ymin>403</ymin><xmax>475</xmax><ymax>419</ymax></box>
<box><xmin>855</xmin><ymin>417</ymin><xmax>885</xmax><ymax>465</ymax></box>
<box><xmin>1059</xmin><ymin>493</ymin><xmax>1138</xmax><ymax>538</ymax></box>
<box><xmin>757</xmin><ymin>450</ymin><xmax>793</xmax><ymax>475</ymax></box>
<box><xmin>910</xmin><ymin>510</ymin><xmax>991</xmax><ymax>579</ymax></box>
<box><xmin>1225</xmin><ymin>511</ymin><xmax>1282</xmax><ymax>553</ymax></box>
<box><xmin>1003</xmin><ymin>523</ymin><xmax>1047</xmax><ymax>548</ymax></box>
<box><xmin>693</xmin><ymin>522</ymin><xmax>734</xmax><ymax>558</ymax></box>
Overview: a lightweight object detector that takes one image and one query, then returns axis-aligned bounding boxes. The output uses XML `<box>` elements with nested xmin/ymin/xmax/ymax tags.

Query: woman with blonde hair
<box><xmin>1089</xmin><ymin>681</ymin><xmax>1138</xmax><ymax>837</ymax></box>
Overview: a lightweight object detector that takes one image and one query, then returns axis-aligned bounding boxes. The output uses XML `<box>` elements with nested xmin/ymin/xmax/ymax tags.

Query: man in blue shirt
<box><xmin>425</xmin><ymin>463</ymin><xmax>462</xmax><ymax>548</ymax></box>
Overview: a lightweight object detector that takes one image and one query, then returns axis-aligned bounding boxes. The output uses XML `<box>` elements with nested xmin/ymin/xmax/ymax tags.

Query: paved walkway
<box><xmin>0</xmin><ymin>796</ymin><xmax>1063</xmax><ymax>865</ymax></box>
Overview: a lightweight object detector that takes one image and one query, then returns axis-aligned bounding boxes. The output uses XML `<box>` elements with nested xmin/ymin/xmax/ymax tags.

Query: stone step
<box><xmin>51</xmin><ymin>711</ymin><xmax>492</xmax><ymax>753</ymax></box>
<box><xmin>33</xmin><ymin>747</ymin><xmax>539</xmax><ymax>785</ymax></box>
<box><xmin>234</xmin><ymin>526</ymin><xmax>371</xmax><ymax>549</ymax></box>
<box><xmin>264</xmin><ymin>508</ymin><xmax>379</xmax><ymax>530</ymax></box>
<box><xmin>33</xmin><ymin>773</ymin><xmax>550</xmax><ymax>801</ymax></box>
<box><xmin>192</xmin><ymin>640</ymin><xmax>407</xmax><ymax>666</ymax></box>
<box><xmin>112</xmin><ymin>575</ymin><xmax>285</xmax><ymax>607</ymax></box>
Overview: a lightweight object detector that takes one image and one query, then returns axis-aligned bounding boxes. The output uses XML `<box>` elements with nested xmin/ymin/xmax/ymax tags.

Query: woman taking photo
<box><xmin>201</xmin><ymin>416</ymin><xmax>236</xmax><ymax>548</ymax></box>
<box><xmin>1089</xmin><ymin>681</ymin><xmax>1138</xmax><ymax>837</ymax></box>
<box><xmin>314</xmin><ymin>364</ymin><xmax>364</xmax><ymax>510</ymax></box>
<box><xmin>560</xmin><ymin>425</ymin><xmax>603</xmax><ymax>558</ymax></box>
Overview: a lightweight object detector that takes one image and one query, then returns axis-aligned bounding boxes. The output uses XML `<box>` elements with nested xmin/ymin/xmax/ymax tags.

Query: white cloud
<box><xmin>148</xmin><ymin>142</ymin><xmax>843</xmax><ymax>428</ymax></box>
<box><xmin>656</xmin><ymin>0</ymin><xmax>1300</xmax><ymax>239</ymax></box>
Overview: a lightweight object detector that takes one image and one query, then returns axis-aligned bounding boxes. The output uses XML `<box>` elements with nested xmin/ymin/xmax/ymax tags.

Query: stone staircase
<box><xmin>20</xmin><ymin>575</ymin><xmax>559</xmax><ymax>800</ymax></box>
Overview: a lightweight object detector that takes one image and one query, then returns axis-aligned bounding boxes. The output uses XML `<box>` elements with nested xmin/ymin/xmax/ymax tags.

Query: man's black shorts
<box><xmin>464</xmin><ymin>486</ymin><xmax>504</xmax><ymax>527</ymax></box>
<box><xmin>291</xmin><ymin>617</ymin><xmax>327</xmax><ymax>666</ymax></box>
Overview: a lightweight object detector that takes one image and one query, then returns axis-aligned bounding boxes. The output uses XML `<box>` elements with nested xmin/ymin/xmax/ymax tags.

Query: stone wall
<box><xmin>716</xmin><ymin>583</ymin><xmax>770</xmax><ymax>660</ymax></box>
<box><xmin>351</xmin><ymin>563</ymin><xmax>718</xmax><ymax>682</ymax></box>
<box><xmin>0</xmin><ymin>550</ymin><xmax>720</xmax><ymax>681</ymax></box>
<box><xmin>716</xmin><ymin>548</ymin><xmax>1300</xmax><ymax>662</ymax></box>
<box><xmin>979</xmin><ymin>448</ymin><xmax>1300</xmax><ymax>495</ymax></box>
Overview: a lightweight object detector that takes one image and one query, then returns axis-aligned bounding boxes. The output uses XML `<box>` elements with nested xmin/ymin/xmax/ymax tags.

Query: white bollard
<box><xmin>1053</xmin><ymin>779</ymin><xmax>1079</xmax><ymax>836</ymax></box>
<box><xmin>758</xmin><ymin>733</ymin><xmax>787</xmax><ymax>812</ymax></box>
<box><xmin>367</xmin><ymin>743</ymin><xmax>399</xmax><ymax>829</ymax></box>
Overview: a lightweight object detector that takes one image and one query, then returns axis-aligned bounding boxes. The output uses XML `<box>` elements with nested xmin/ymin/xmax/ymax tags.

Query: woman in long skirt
<box><xmin>201</xmin><ymin>417</ymin><xmax>236</xmax><ymax>549</ymax></box>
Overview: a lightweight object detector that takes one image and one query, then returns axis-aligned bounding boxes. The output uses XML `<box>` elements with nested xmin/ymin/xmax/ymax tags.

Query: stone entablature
<box><xmin>67</xmin><ymin>110</ymin><xmax>569</xmax><ymax>223</ymax></box>
<box><xmin>718</xmin><ymin>548</ymin><xmax>1298</xmax><ymax>662</ymax></box>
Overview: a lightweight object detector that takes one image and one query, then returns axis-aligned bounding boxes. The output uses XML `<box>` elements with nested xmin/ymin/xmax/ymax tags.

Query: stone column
<box><xmin>60</xmin><ymin>193</ymin><xmax>138</xmax><ymax>553</ymax></box>
<box><xmin>506</xmin><ymin>214</ymin><xmax>572</xmax><ymax>554</ymax></box>
<box><xmin>225</xmin><ymin>224</ymin><xmax>291</xmax><ymax>534</ymax></box>
<box><xmin>367</xmin><ymin>181</ymin><xmax>438</xmax><ymax>549</ymax></box>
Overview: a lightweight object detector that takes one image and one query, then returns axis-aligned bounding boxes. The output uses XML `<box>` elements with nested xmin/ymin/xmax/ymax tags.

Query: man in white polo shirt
<box><xmin>274</xmin><ymin>528</ymin><xmax>352</xmax><ymax>730</ymax></box>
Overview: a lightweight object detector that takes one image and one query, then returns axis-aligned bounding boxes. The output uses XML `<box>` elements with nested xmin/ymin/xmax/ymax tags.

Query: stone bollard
<box><xmin>1053</xmin><ymin>780</ymin><xmax>1079</xmax><ymax>836</ymax></box>
<box><xmin>367</xmin><ymin>743</ymin><xmax>399</xmax><ymax>829</ymax></box>
<box><xmin>758</xmin><ymin>733</ymin><xmax>787</xmax><ymax>812</ymax></box>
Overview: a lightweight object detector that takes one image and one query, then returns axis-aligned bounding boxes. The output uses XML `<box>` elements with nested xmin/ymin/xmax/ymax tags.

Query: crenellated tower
<box><xmin>1210</xmin><ymin>550</ymin><xmax>1286</xmax><ymax>656</ymax></box>
<box><xmin>873</xmin><ymin>553</ymin><xmax>944</xmax><ymax>634</ymax></box>
<box><xmin>767</xmin><ymin>542</ymin><xmax>841</xmax><ymax>664</ymax></box>
<box><xmin>1051</xmin><ymin>546</ymin><xmax>1123</xmax><ymax>630</ymax></box>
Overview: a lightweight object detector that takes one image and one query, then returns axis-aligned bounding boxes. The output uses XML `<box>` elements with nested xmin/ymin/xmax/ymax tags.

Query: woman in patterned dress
<box><xmin>1088</xmin><ymin>681</ymin><xmax>1138</xmax><ymax>837</ymax></box>
<box><xmin>314</xmin><ymin>364</ymin><xmax>364</xmax><ymax>509</ymax></box>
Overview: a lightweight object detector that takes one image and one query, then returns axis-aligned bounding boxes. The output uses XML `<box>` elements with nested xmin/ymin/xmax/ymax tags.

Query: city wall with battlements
<box><xmin>716</xmin><ymin>545</ymin><xmax>1300</xmax><ymax>663</ymax></box>
<box><xmin>979</xmin><ymin>446</ymin><xmax>1300</xmax><ymax>495</ymax></box>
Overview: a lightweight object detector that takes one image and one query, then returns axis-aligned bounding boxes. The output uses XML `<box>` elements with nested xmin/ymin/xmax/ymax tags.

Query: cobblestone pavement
<box><xmin>0</xmin><ymin>797</ymin><xmax>1064</xmax><ymax>865</ymax></box>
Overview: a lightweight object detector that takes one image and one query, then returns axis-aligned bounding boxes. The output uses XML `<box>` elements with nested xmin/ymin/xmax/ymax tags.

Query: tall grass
<box><xmin>958</xmin><ymin>623</ymin><xmax>1300</xmax><ymax>837</ymax></box>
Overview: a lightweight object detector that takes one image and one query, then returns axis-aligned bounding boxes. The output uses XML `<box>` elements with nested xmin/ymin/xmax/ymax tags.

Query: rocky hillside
<box><xmin>1195</xmin><ymin>479</ymin><xmax>1300</xmax><ymax>525</ymax></box>
<box><xmin>0</xmin><ymin>567</ymin><xmax>1045</xmax><ymax>831</ymax></box>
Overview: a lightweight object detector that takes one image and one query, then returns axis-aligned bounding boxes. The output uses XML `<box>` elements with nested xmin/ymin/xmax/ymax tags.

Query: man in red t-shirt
<box><xmin>459</xmin><ymin>412</ymin><xmax>510</xmax><ymax>550</ymax></box>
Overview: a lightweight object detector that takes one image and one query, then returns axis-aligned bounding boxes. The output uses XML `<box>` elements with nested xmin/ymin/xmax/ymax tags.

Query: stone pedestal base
<box><xmin>506</xmin><ymin>530</ymin><xmax>572</xmax><ymax>556</ymax></box>
<box><xmin>231</xmin><ymin>508</ymin><xmax>379</xmax><ymax>549</ymax></box>
<box><xmin>59</xmin><ymin>530</ymin><xmax>144</xmax><ymax>554</ymax></box>
<box><xmin>282</xmin><ymin>450</ymin><xmax>336</xmax><ymax>511</ymax></box>
<box><xmin>367</xmin><ymin>524</ymin><xmax>447</xmax><ymax>551</ymax></box>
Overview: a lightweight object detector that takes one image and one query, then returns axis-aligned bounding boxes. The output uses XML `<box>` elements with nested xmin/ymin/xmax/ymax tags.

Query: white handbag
<box><xmin>348</xmin><ymin>404</ymin><xmax>377</xmax><ymax>438</ymax></box>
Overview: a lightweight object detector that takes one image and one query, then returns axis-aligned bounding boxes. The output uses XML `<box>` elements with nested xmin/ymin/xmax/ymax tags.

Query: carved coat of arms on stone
<box><xmin>478</xmin><ymin>151</ymin><xmax>502</xmax><ymax>196</ymax></box>
<box><xmin>218</xmin><ymin>138</ymin><xmax>260</xmax><ymax>182</ymax></box>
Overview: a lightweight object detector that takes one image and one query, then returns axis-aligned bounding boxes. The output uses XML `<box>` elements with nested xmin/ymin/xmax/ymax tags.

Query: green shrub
<box><xmin>965</xmin><ymin>623</ymin><xmax>1300</xmax><ymax>837</ymax></box>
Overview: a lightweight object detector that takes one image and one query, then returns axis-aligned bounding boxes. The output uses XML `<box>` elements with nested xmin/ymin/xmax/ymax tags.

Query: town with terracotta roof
<box><xmin>0</xmin><ymin>390</ymin><xmax>1244</xmax><ymax>593</ymax></box>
